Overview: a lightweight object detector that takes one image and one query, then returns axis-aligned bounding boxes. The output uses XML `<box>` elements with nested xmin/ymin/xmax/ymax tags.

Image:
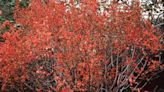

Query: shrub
<box><xmin>0</xmin><ymin>0</ymin><xmax>162</xmax><ymax>91</ymax></box>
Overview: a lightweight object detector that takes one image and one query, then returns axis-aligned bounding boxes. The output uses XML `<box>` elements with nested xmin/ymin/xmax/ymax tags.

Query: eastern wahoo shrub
<box><xmin>0</xmin><ymin>0</ymin><xmax>162</xmax><ymax>91</ymax></box>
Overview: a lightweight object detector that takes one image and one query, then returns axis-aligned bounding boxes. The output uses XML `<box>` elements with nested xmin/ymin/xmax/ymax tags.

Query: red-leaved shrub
<box><xmin>0</xmin><ymin>0</ymin><xmax>162</xmax><ymax>91</ymax></box>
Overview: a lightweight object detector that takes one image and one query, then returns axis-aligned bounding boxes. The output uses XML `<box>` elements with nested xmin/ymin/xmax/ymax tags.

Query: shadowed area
<box><xmin>143</xmin><ymin>69</ymin><xmax>164</xmax><ymax>91</ymax></box>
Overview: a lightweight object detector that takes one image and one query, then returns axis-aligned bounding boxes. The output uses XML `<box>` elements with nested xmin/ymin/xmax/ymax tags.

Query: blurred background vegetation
<box><xmin>0</xmin><ymin>0</ymin><xmax>29</xmax><ymax>34</ymax></box>
<box><xmin>0</xmin><ymin>0</ymin><xmax>15</xmax><ymax>23</ymax></box>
